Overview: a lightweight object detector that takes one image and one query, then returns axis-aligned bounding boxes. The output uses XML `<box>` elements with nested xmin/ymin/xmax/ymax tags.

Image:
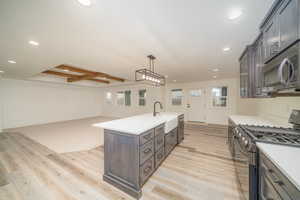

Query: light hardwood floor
<box><xmin>0</xmin><ymin>124</ymin><xmax>243</xmax><ymax>200</ymax></box>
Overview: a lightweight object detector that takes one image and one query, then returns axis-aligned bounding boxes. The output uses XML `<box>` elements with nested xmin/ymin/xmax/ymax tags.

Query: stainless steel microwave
<box><xmin>262</xmin><ymin>41</ymin><xmax>300</xmax><ymax>94</ymax></box>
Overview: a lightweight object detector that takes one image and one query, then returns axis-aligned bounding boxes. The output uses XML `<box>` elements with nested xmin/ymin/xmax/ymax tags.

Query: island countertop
<box><xmin>93</xmin><ymin>112</ymin><xmax>183</xmax><ymax>135</ymax></box>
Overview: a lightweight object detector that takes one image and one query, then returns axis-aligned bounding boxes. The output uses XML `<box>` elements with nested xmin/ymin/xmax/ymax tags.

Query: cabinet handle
<box><xmin>144</xmin><ymin>166</ymin><xmax>152</xmax><ymax>174</ymax></box>
<box><xmin>268</xmin><ymin>169</ymin><xmax>284</xmax><ymax>186</ymax></box>
<box><xmin>278</xmin><ymin>58</ymin><xmax>295</xmax><ymax>85</ymax></box>
<box><xmin>157</xmin><ymin>153</ymin><xmax>164</xmax><ymax>159</ymax></box>
<box><xmin>143</xmin><ymin>148</ymin><xmax>152</xmax><ymax>154</ymax></box>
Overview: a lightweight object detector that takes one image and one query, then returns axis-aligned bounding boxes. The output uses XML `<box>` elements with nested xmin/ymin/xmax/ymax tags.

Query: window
<box><xmin>171</xmin><ymin>89</ymin><xmax>183</xmax><ymax>106</ymax></box>
<box><xmin>139</xmin><ymin>89</ymin><xmax>146</xmax><ymax>106</ymax></box>
<box><xmin>125</xmin><ymin>90</ymin><xmax>131</xmax><ymax>106</ymax></box>
<box><xmin>212</xmin><ymin>87</ymin><xmax>227</xmax><ymax>107</ymax></box>
<box><xmin>106</xmin><ymin>92</ymin><xmax>112</xmax><ymax>104</ymax></box>
<box><xmin>116</xmin><ymin>91</ymin><xmax>125</xmax><ymax>106</ymax></box>
<box><xmin>189</xmin><ymin>89</ymin><xmax>202</xmax><ymax>97</ymax></box>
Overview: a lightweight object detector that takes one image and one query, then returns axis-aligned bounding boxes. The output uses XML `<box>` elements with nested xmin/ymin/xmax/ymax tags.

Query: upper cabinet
<box><xmin>252</xmin><ymin>35</ymin><xmax>265</xmax><ymax>97</ymax></box>
<box><xmin>239</xmin><ymin>35</ymin><xmax>265</xmax><ymax>98</ymax></box>
<box><xmin>239</xmin><ymin>0</ymin><xmax>300</xmax><ymax>98</ymax></box>
<box><xmin>260</xmin><ymin>0</ymin><xmax>299</xmax><ymax>63</ymax></box>
<box><xmin>239</xmin><ymin>46</ymin><xmax>253</xmax><ymax>98</ymax></box>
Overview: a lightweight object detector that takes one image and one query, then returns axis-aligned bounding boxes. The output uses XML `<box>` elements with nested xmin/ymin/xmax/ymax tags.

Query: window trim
<box><xmin>138</xmin><ymin>89</ymin><xmax>147</xmax><ymax>106</ymax></box>
<box><xmin>171</xmin><ymin>88</ymin><xmax>183</xmax><ymax>106</ymax></box>
<box><xmin>211</xmin><ymin>86</ymin><xmax>228</xmax><ymax>109</ymax></box>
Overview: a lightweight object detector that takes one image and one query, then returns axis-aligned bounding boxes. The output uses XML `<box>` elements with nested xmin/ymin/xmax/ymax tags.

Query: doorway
<box><xmin>187</xmin><ymin>89</ymin><xmax>206</xmax><ymax>122</ymax></box>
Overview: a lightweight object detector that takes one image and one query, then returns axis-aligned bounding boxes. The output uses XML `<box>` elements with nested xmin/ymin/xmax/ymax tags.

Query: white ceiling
<box><xmin>0</xmin><ymin>0</ymin><xmax>274</xmax><ymax>84</ymax></box>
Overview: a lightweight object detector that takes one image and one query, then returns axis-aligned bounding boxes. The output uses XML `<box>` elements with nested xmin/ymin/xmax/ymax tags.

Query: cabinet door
<box><xmin>253</xmin><ymin>39</ymin><xmax>264</xmax><ymax>96</ymax></box>
<box><xmin>240</xmin><ymin>55</ymin><xmax>249</xmax><ymax>97</ymax></box>
<box><xmin>278</xmin><ymin>0</ymin><xmax>298</xmax><ymax>50</ymax></box>
<box><xmin>263</xmin><ymin>16</ymin><xmax>279</xmax><ymax>62</ymax></box>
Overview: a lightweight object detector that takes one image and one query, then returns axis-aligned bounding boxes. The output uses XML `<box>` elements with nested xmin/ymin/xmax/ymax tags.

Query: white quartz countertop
<box><xmin>229</xmin><ymin>115</ymin><xmax>279</xmax><ymax>127</ymax></box>
<box><xmin>257</xmin><ymin>142</ymin><xmax>300</xmax><ymax>191</ymax></box>
<box><xmin>93</xmin><ymin>112</ymin><xmax>182</xmax><ymax>135</ymax></box>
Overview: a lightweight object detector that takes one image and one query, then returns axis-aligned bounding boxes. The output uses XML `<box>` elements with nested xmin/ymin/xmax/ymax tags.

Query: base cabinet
<box><xmin>177</xmin><ymin>114</ymin><xmax>184</xmax><ymax>144</ymax></box>
<box><xmin>103</xmin><ymin>116</ymin><xmax>184</xmax><ymax>199</ymax></box>
<box><xmin>259</xmin><ymin>151</ymin><xmax>300</xmax><ymax>200</ymax></box>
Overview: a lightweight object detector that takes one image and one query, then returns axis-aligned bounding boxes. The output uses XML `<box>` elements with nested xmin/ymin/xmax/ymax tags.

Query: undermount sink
<box><xmin>159</xmin><ymin>113</ymin><xmax>178</xmax><ymax>133</ymax></box>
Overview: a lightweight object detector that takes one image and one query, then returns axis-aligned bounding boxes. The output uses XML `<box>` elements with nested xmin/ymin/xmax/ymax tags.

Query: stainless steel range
<box><xmin>230</xmin><ymin>110</ymin><xmax>300</xmax><ymax>200</ymax></box>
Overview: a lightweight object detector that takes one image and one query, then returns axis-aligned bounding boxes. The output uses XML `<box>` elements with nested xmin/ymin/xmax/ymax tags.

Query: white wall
<box><xmin>1</xmin><ymin>79</ymin><xmax>103</xmax><ymax>129</ymax></box>
<box><xmin>102</xmin><ymin>83</ymin><xmax>165</xmax><ymax>118</ymax></box>
<box><xmin>248</xmin><ymin>97</ymin><xmax>300</xmax><ymax>127</ymax></box>
<box><xmin>165</xmin><ymin>78</ymin><xmax>239</xmax><ymax>125</ymax></box>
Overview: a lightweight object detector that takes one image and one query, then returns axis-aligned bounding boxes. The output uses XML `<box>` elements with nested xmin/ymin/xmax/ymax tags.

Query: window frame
<box><xmin>211</xmin><ymin>86</ymin><xmax>228</xmax><ymax>108</ymax></box>
<box><xmin>138</xmin><ymin>89</ymin><xmax>147</xmax><ymax>106</ymax></box>
<box><xmin>116</xmin><ymin>91</ymin><xmax>125</xmax><ymax>106</ymax></box>
<box><xmin>171</xmin><ymin>89</ymin><xmax>183</xmax><ymax>106</ymax></box>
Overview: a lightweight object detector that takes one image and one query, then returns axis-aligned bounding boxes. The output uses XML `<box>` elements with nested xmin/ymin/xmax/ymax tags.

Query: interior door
<box><xmin>187</xmin><ymin>89</ymin><xmax>205</xmax><ymax>122</ymax></box>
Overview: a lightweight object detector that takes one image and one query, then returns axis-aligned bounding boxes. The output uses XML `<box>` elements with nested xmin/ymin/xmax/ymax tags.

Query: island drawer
<box><xmin>155</xmin><ymin>147</ymin><xmax>165</xmax><ymax>168</ymax></box>
<box><xmin>155</xmin><ymin>124</ymin><xmax>164</xmax><ymax>136</ymax></box>
<box><xmin>140</xmin><ymin>129</ymin><xmax>154</xmax><ymax>145</ymax></box>
<box><xmin>155</xmin><ymin>133</ymin><xmax>164</xmax><ymax>151</ymax></box>
<box><xmin>165</xmin><ymin>128</ymin><xmax>177</xmax><ymax>145</ymax></box>
<box><xmin>140</xmin><ymin>140</ymin><xmax>154</xmax><ymax>164</ymax></box>
<box><xmin>140</xmin><ymin>156</ymin><xmax>154</xmax><ymax>186</ymax></box>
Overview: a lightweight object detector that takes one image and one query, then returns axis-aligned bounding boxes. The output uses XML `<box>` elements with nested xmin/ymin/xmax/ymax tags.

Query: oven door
<box><xmin>262</xmin><ymin>42</ymin><xmax>299</xmax><ymax>93</ymax></box>
<box><xmin>233</xmin><ymin>137</ymin><xmax>250</xmax><ymax>200</ymax></box>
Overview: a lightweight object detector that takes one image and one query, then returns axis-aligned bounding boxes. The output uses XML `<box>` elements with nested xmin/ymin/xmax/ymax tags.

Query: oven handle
<box><xmin>233</xmin><ymin>136</ymin><xmax>249</xmax><ymax>162</ymax></box>
<box><xmin>278</xmin><ymin>58</ymin><xmax>295</xmax><ymax>85</ymax></box>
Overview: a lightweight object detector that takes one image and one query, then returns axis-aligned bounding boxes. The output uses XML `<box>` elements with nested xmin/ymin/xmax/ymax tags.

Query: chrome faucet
<box><xmin>153</xmin><ymin>101</ymin><xmax>163</xmax><ymax>117</ymax></box>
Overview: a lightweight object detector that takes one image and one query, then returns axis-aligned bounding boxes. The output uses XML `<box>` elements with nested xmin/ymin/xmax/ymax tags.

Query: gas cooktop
<box><xmin>240</xmin><ymin>125</ymin><xmax>300</xmax><ymax>147</ymax></box>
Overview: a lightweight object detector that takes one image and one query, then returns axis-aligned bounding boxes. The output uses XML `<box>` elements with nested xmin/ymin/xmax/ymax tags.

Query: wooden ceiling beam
<box><xmin>67</xmin><ymin>74</ymin><xmax>98</xmax><ymax>82</ymax></box>
<box><xmin>42</xmin><ymin>70</ymin><xmax>109</xmax><ymax>84</ymax></box>
<box><xmin>56</xmin><ymin>65</ymin><xmax>125</xmax><ymax>82</ymax></box>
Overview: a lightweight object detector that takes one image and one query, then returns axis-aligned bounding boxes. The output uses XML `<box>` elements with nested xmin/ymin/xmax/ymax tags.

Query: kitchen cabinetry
<box><xmin>239</xmin><ymin>0</ymin><xmax>300</xmax><ymax>98</ymax></box>
<box><xmin>239</xmin><ymin>45</ymin><xmax>254</xmax><ymax>98</ymax></box>
<box><xmin>177</xmin><ymin>114</ymin><xmax>184</xmax><ymax>144</ymax></box>
<box><xmin>259</xmin><ymin>150</ymin><xmax>300</xmax><ymax>200</ymax></box>
<box><xmin>103</xmin><ymin>117</ymin><xmax>183</xmax><ymax>199</ymax></box>
<box><xmin>260</xmin><ymin>0</ymin><xmax>299</xmax><ymax>63</ymax></box>
<box><xmin>252</xmin><ymin>34</ymin><xmax>265</xmax><ymax>96</ymax></box>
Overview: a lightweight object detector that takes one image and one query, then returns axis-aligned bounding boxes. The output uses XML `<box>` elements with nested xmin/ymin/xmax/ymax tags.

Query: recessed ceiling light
<box><xmin>173</xmin><ymin>80</ymin><xmax>177</xmax><ymax>82</ymax></box>
<box><xmin>228</xmin><ymin>9</ymin><xmax>243</xmax><ymax>20</ymax></box>
<box><xmin>212</xmin><ymin>68</ymin><xmax>219</xmax><ymax>72</ymax></box>
<box><xmin>165</xmin><ymin>75</ymin><xmax>169</xmax><ymax>78</ymax></box>
<box><xmin>213</xmin><ymin>76</ymin><xmax>217</xmax><ymax>79</ymax></box>
<box><xmin>28</xmin><ymin>40</ymin><xmax>39</xmax><ymax>46</ymax></box>
<box><xmin>8</xmin><ymin>60</ymin><xmax>16</xmax><ymax>64</ymax></box>
<box><xmin>77</xmin><ymin>0</ymin><xmax>91</xmax><ymax>6</ymax></box>
<box><xmin>223</xmin><ymin>47</ymin><xmax>231</xmax><ymax>52</ymax></box>
<box><xmin>0</xmin><ymin>70</ymin><xmax>4</xmax><ymax>73</ymax></box>
<box><xmin>63</xmin><ymin>69</ymin><xmax>69</xmax><ymax>72</ymax></box>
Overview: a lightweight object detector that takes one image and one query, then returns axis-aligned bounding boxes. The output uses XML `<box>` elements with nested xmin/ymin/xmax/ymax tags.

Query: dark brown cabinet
<box><xmin>252</xmin><ymin>34</ymin><xmax>265</xmax><ymax>97</ymax></box>
<box><xmin>259</xmin><ymin>151</ymin><xmax>300</xmax><ymax>200</ymax></box>
<box><xmin>103</xmin><ymin>116</ymin><xmax>184</xmax><ymax>199</ymax></box>
<box><xmin>239</xmin><ymin>45</ymin><xmax>254</xmax><ymax>98</ymax></box>
<box><xmin>260</xmin><ymin>0</ymin><xmax>299</xmax><ymax>63</ymax></box>
<box><xmin>177</xmin><ymin>114</ymin><xmax>184</xmax><ymax>144</ymax></box>
<box><xmin>278</xmin><ymin>0</ymin><xmax>298</xmax><ymax>50</ymax></box>
<box><xmin>239</xmin><ymin>0</ymin><xmax>300</xmax><ymax>98</ymax></box>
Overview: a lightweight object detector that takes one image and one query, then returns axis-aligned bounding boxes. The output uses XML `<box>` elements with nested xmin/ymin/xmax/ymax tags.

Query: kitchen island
<box><xmin>93</xmin><ymin>113</ymin><xmax>184</xmax><ymax>199</ymax></box>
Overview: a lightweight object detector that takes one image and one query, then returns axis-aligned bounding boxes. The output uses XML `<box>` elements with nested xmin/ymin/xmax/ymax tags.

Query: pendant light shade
<box><xmin>135</xmin><ymin>55</ymin><xmax>166</xmax><ymax>86</ymax></box>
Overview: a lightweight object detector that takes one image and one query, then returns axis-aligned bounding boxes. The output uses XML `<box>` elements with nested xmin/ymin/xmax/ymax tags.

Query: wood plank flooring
<box><xmin>0</xmin><ymin>125</ymin><xmax>244</xmax><ymax>200</ymax></box>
